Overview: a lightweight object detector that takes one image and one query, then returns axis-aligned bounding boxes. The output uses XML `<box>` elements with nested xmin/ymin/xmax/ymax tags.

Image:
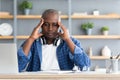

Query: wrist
<box><xmin>64</xmin><ymin>37</ymin><xmax>71</xmax><ymax>42</ymax></box>
<box><xmin>28</xmin><ymin>36</ymin><xmax>36</xmax><ymax>42</ymax></box>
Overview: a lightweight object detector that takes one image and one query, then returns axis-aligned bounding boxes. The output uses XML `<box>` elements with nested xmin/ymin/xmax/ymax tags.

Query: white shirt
<box><xmin>41</xmin><ymin>44</ymin><xmax>60</xmax><ymax>71</ymax></box>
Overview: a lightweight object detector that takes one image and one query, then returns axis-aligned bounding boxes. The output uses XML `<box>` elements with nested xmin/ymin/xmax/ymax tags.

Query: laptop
<box><xmin>0</xmin><ymin>43</ymin><xmax>18</xmax><ymax>74</ymax></box>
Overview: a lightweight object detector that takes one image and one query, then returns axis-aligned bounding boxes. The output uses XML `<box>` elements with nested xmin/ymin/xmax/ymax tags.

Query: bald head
<box><xmin>42</xmin><ymin>9</ymin><xmax>59</xmax><ymax>19</ymax></box>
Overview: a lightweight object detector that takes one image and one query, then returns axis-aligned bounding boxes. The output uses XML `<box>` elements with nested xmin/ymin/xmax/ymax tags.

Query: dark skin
<box><xmin>23</xmin><ymin>13</ymin><xmax>75</xmax><ymax>56</ymax></box>
<box><xmin>41</xmin><ymin>13</ymin><xmax>59</xmax><ymax>44</ymax></box>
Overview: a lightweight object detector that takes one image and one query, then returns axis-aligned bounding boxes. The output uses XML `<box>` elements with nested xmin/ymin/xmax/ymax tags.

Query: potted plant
<box><xmin>81</xmin><ymin>22</ymin><xmax>94</xmax><ymax>35</ymax></box>
<box><xmin>101</xmin><ymin>26</ymin><xmax>109</xmax><ymax>35</ymax></box>
<box><xmin>19</xmin><ymin>0</ymin><xmax>32</xmax><ymax>15</ymax></box>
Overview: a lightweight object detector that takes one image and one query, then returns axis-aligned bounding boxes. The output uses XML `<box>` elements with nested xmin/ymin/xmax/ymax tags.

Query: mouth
<box><xmin>48</xmin><ymin>34</ymin><xmax>53</xmax><ymax>36</ymax></box>
<box><xmin>45</xmin><ymin>32</ymin><xmax>58</xmax><ymax>38</ymax></box>
<box><xmin>48</xmin><ymin>31</ymin><xmax>54</xmax><ymax>33</ymax></box>
<box><xmin>46</xmin><ymin>32</ymin><xmax>55</xmax><ymax>37</ymax></box>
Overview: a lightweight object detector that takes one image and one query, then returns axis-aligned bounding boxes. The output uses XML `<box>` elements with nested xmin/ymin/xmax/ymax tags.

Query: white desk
<box><xmin>0</xmin><ymin>71</ymin><xmax>120</xmax><ymax>80</ymax></box>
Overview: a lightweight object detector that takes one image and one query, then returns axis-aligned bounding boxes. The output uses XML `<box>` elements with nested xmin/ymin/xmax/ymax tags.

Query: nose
<box><xmin>49</xmin><ymin>24</ymin><xmax>53</xmax><ymax>30</ymax></box>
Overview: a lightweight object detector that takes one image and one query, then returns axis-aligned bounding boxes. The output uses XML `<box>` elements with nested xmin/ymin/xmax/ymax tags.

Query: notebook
<box><xmin>0</xmin><ymin>43</ymin><xmax>18</xmax><ymax>74</ymax></box>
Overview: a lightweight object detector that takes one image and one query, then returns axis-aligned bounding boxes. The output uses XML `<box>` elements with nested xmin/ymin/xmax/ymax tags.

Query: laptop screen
<box><xmin>0</xmin><ymin>43</ymin><xmax>18</xmax><ymax>74</ymax></box>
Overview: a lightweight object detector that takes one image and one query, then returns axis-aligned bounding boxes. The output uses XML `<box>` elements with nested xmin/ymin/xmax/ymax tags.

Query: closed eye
<box><xmin>43</xmin><ymin>22</ymin><xmax>50</xmax><ymax>27</ymax></box>
<box><xmin>52</xmin><ymin>23</ymin><xmax>58</xmax><ymax>27</ymax></box>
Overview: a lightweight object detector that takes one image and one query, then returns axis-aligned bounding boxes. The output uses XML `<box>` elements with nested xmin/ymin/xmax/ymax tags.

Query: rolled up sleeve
<box><xmin>17</xmin><ymin>47</ymin><xmax>31</xmax><ymax>72</ymax></box>
<box><xmin>74</xmin><ymin>46</ymin><xmax>90</xmax><ymax>70</ymax></box>
<box><xmin>69</xmin><ymin>38</ymin><xmax>91</xmax><ymax>71</ymax></box>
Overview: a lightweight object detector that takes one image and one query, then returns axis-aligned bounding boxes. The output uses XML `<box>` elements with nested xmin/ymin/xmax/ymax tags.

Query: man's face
<box><xmin>42</xmin><ymin>14</ymin><xmax>59</xmax><ymax>39</ymax></box>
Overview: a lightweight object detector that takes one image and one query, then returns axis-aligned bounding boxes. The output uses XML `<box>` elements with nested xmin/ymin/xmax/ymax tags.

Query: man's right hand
<box><xmin>29</xmin><ymin>18</ymin><xmax>44</xmax><ymax>40</ymax></box>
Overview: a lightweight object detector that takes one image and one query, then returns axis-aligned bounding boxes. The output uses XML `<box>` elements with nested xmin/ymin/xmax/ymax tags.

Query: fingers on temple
<box><xmin>58</xmin><ymin>22</ymin><xmax>66</xmax><ymax>32</ymax></box>
<box><xmin>36</xmin><ymin>18</ymin><xmax>44</xmax><ymax>29</ymax></box>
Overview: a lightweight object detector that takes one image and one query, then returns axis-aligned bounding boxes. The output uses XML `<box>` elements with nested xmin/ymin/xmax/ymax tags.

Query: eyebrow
<box><xmin>44</xmin><ymin>22</ymin><xmax>58</xmax><ymax>24</ymax></box>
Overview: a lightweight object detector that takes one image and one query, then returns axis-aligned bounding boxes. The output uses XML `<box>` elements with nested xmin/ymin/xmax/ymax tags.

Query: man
<box><xmin>18</xmin><ymin>9</ymin><xmax>90</xmax><ymax>72</ymax></box>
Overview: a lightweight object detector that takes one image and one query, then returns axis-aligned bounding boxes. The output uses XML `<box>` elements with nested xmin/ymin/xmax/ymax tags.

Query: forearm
<box><xmin>65</xmin><ymin>38</ymin><xmax>75</xmax><ymax>54</ymax></box>
<box><xmin>23</xmin><ymin>37</ymin><xmax>35</xmax><ymax>56</ymax></box>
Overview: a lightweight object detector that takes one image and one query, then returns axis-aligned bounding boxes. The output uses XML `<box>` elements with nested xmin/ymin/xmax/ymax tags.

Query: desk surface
<box><xmin>0</xmin><ymin>71</ymin><xmax>120</xmax><ymax>80</ymax></box>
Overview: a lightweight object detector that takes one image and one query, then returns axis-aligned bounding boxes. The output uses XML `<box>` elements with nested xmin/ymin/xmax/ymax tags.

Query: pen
<box><xmin>106</xmin><ymin>56</ymin><xmax>113</xmax><ymax>73</ymax></box>
<box><xmin>116</xmin><ymin>53</ymin><xmax>120</xmax><ymax>59</ymax></box>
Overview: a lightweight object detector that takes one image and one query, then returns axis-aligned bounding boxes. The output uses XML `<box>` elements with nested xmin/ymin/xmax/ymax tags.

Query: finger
<box><xmin>38</xmin><ymin>33</ymin><xmax>43</xmax><ymax>37</ymax></box>
<box><xmin>57</xmin><ymin>32</ymin><xmax>63</xmax><ymax>37</ymax></box>
<box><xmin>58</xmin><ymin>22</ymin><xmax>67</xmax><ymax>32</ymax></box>
<box><xmin>36</xmin><ymin>18</ymin><xmax>44</xmax><ymax>29</ymax></box>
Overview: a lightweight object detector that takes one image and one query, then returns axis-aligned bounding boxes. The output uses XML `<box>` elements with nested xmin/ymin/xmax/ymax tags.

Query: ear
<box><xmin>58</xmin><ymin>11</ymin><xmax>61</xmax><ymax>22</ymax></box>
<box><xmin>59</xmin><ymin>16</ymin><xmax>61</xmax><ymax>22</ymax></box>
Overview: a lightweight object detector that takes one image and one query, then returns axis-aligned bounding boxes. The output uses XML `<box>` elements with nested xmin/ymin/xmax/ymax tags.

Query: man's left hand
<box><xmin>58</xmin><ymin>22</ymin><xmax>70</xmax><ymax>41</ymax></box>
